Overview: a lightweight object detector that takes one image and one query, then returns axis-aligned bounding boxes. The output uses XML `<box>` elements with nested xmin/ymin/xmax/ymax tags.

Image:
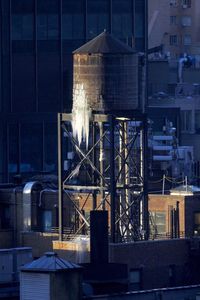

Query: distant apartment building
<box><xmin>149</xmin><ymin>0</ymin><xmax>200</xmax><ymax>59</ymax></box>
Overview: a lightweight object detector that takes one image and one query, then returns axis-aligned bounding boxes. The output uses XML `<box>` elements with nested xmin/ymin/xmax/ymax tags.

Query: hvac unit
<box><xmin>0</xmin><ymin>249</ymin><xmax>13</xmax><ymax>282</ymax></box>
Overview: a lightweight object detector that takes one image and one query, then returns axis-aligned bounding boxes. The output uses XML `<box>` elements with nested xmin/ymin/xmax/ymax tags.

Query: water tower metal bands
<box><xmin>57</xmin><ymin>111</ymin><xmax>149</xmax><ymax>243</ymax></box>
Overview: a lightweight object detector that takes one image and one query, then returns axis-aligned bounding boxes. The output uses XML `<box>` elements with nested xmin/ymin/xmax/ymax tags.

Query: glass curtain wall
<box><xmin>87</xmin><ymin>0</ymin><xmax>110</xmax><ymax>39</ymax></box>
<box><xmin>11</xmin><ymin>0</ymin><xmax>35</xmax><ymax>112</ymax></box>
<box><xmin>1</xmin><ymin>0</ymin><xmax>146</xmax><ymax>182</ymax></box>
<box><xmin>112</xmin><ymin>0</ymin><xmax>133</xmax><ymax>45</ymax></box>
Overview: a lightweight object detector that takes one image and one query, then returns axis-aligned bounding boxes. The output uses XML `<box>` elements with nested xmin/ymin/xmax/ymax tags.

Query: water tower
<box><xmin>58</xmin><ymin>31</ymin><xmax>148</xmax><ymax>243</ymax></box>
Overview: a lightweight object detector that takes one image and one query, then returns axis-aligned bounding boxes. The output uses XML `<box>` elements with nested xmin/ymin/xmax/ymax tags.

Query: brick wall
<box><xmin>149</xmin><ymin>194</ymin><xmax>200</xmax><ymax>237</ymax></box>
<box><xmin>109</xmin><ymin>239</ymin><xmax>190</xmax><ymax>289</ymax></box>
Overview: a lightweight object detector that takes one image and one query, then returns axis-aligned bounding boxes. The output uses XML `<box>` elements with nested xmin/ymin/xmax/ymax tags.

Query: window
<box><xmin>87</xmin><ymin>0</ymin><xmax>109</xmax><ymax>39</ymax></box>
<box><xmin>194</xmin><ymin>212</ymin><xmax>200</xmax><ymax>235</ymax></box>
<box><xmin>170</xmin><ymin>0</ymin><xmax>178</xmax><ymax>7</ymax></box>
<box><xmin>129</xmin><ymin>269</ymin><xmax>142</xmax><ymax>290</ymax></box>
<box><xmin>112</xmin><ymin>0</ymin><xmax>133</xmax><ymax>40</ymax></box>
<box><xmin>63</xmin><ymin>14</ymin><xmax>84</xmax><ymax>40</ymax></box>
<box><xmin>135</xmin><ymin>0</ymin><xmax>145</xmax><ymax>50</ymax></box>
<box><xmin>184</xmin><ymin>34</ymin><xmax>192</xmax><ymax>45</ymax></box>
<box><xmin>62</xmin><ymin>0</ymin><xmax>84</xmax><ymax>40</ymax></box>
<box><xmin>8</xmin><ymin>124</ymin><xmax>19</xmax><ymax>174</ymax></box>
<box><xmin>170</xmin><ymin>35</ymin><xmax>178</xmax><ymax>45</ymax></box>
<box><xmin>38</xmin><ymin>54</ymin><xmax>60</xmax><ymax>112</ymax></box>
<box><xmin>37</xmin><ymin>0</ymin><xmax>59</xmax><ymax>40</ymax></box>
<box><xmin>181</xmin><ymin>110</ymin><xmax>192</xmax><ymax>132</ymax></box>
<box><xmin>12</xmin><ymin>15</ymin><xmax>34</xmax><ymax>40</ymax></box>
<box><xmin>170</xmin><ymin>16</ymin><xmax>177</xmax><ymax>25</ymax></box>
<box><xmin>21</xmin><ymin>123</ymin><xmax>43</xmax><ymax>173</ymax></box>
<box><xmin>150</xmin><ymin>211</ymin><xmax>166</xmax><ymax>237</ymax></box>
<box><xmin>37</xmin><ymin>14</ymin><xmax>58</xmax><ymax>40</ymax></box>
<box><xmin>44</xmin><ymin>123</ymin><xmax>57</xmax><ymax>172</ymax></box>
<box><xmin>0</xmin><ymin>205</ymin><xmax>11</xmax><ymax>229</ymax></box>
<box><xmin>42</xmin><ymin>210</ymin><xmax>52</xmax><ymax>232</ymax></box>
<box><xmin>11</xmin><ymin>0</ymin><xmax>34</xmax><ymax>41</ymax></box>
<box><xmin>12</xmin><ymin>54</ymin><xmax>36</xmax><ymax>112</ymax></box>
<box><xmin>195</xmin><ymin>110</ymin><xmax>200</xmax><ymax>133</ymax></box>
<box><xmin>182</xmin><ymin>16</ymin><xmax>192</xmax><ymax>26</ymax></box>
<box><xmin>182</xmin><ymin>0</ymin><xmax>191</xmax><ymax>8</ymax></box>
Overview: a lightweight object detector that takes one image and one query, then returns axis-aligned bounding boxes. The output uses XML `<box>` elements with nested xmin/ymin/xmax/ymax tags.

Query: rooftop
<box><xmin>21</xmin><ymin>252</ymin><xmax>82</xmax><ymax>273</ymax></box>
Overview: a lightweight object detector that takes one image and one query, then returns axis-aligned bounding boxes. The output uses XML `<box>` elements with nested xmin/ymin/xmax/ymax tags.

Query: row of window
<box><xmin>169</xmin><ymin>34</ymin><xmax>192</xmax><ymax>46</ymax></box>
<box><xmin>179</xmin><ymin>110</ymin><xmax>198</xmax><ymax>133</ymax></box>
<box><xmin>170</xmin><ymin>0</ymin><xmax>191</xmax><ymax>8</ymax></box>
<box><xmin>10</xmin><ymin>0</ymin><xmax>144</xmax><ymax>42</ymax></box>
<box><xmin>12</xmin><ymin>13</ymin><xmax>134</xmax><ymax>41</ymax></box>
<box><xmin>7</xmin><ymin>122</ymin><xmax>57</xmax><ymax>179</ymax></box>
<box><xmin>170</xmin><ymin>15</ymin><xmax>192</xmax><ymax>26</ymax></box>
<box><xmin>150</xmin><ymin>210</ymin><xmax>200</xmax><ymax>237</ymax></box>
<box><xmin>181</xmin><ymin>110</ymin><xmax>200</xmax><ymax>133</ymax></box>
<box><xmin>2</xmin><ymin>110</ymin><xmax>198</xmax><ymax>182</ymax></box>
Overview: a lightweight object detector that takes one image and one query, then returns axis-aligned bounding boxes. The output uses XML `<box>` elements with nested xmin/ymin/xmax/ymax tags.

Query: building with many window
<box><xmin>149</xmin><ymin>0</ymin><xmax>200</xmax><ymax>59</ymax></box>
<box><xmin>0</xmin><ymin>0</ymin><xmax>147</xmax><ymax>183</ymax></box>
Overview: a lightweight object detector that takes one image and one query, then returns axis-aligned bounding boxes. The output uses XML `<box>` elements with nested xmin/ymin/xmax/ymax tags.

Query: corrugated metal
<box><xmin>20</xmin><ymin>273</ymin><xmax>50</xmax><ymax>300</ymax></box>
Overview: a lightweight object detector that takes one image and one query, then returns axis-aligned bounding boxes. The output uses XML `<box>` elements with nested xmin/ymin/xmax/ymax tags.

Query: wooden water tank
<box><xmin>73</xmin><ymin>31</ymin><xmax>138</xmax><ymax>112</ymax></box>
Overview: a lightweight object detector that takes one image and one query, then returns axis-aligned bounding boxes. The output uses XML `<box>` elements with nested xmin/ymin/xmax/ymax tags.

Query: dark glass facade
<box><xmin>0</xmin><ymin>0</ymin><xmax>147</xmax><ymax>182</ymax></box>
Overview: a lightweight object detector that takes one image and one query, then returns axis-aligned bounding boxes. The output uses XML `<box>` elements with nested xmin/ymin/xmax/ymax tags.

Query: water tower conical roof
<box><xmin>73</xmin><ymin>31</ymin><xmax>135</xmax><ymax>54</ymax></box>
<box><xmin>21</xmin><ymin>252</ymin><xmax>82</xmax><ymax>273</ymax></box>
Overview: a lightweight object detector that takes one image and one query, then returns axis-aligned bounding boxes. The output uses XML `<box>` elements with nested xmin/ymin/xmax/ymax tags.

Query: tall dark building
<box><xmin>0</xmin><ymin>0</ymin><xmax>147</xmax><ymax>182</ymax></box>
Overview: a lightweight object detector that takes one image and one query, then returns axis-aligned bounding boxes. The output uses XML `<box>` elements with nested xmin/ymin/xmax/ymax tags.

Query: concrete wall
<box><xmin>51</xmin><ymin>272</ymin><xmax>82</xmax><ymax>300</ymax></box>
<box><xmin>184</xmin><ymin>196</ymin><xmax>200</xmax><ymax>236</ymax></box>
<box><xmin>53</xmin><ymin>239</ymin><xmax>90</xmax><ymax>264</ymax></box>
<box><xmin>0</xmin><ymin>230</ymin><xmax>13</xmax><ymax>248</ymax></box>
<box><xmin>149</xmin><ymin>60</ymin><xmax>200</xmax><ymax>95</ymax></box>
<box><xmin>148</xmin><ymin>1</ymin><xmax>170</xmax><ymax>51</ymax></box>
<box><xmin>148</xmin><ymin>61</ymin><xmax>169</xmax><ymax>95</ymax></box>
<box><xmin>21</xmin><ymin>232</ymin><xmax>58</xmax><ymax>258</ymax></box>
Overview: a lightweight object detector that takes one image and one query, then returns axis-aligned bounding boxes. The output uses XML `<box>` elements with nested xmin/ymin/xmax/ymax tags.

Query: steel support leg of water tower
<box><xmin>57</xmin><ymin>112</ymin><xmax>149</xmax><ymax>242</ymax></box>
<box><xmin>142</xmin><ymin>117</ymin><xmax>149</xmax><ymax>240</ymax></box>
<box><xmin>58</xmin><ymin>113</ymin><xmax>63</xmax><ymax>241</ymax></box>
<box><xmin>109</xmin><ymin>115</ymin><xmax>116</xmax><ymax>243</ymax></box>
<box><xmin>92</xmin><ymin>122</ymin><xmax>97</xmax><ymax>210</ymax></box>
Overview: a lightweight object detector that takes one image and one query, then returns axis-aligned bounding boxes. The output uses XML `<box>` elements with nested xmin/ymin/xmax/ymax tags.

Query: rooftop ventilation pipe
<box><xmin>23</xmin><ymin>181</ymin><xmax>42</xmax><ymax>231</ymax></box>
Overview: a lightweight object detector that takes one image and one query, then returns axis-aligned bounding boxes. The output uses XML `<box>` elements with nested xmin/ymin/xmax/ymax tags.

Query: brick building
<box><xmin>149</xmin><ymin>0</ymin><xmax>200</xmax><ymax>58</ymax></box>
<box><xmin>1</xmin><ymin>184</ymin><xmax>200</xmax><ymax>290</ymax></box>
<box><xmin>1</xmin><ymin>184</ymin><xmax>200</xmax><ymax>247</ymax></box>
<box><xmin>149</xmin><ymin>191</ymin><xmax>200</xmax><ymax>239</ymax></box>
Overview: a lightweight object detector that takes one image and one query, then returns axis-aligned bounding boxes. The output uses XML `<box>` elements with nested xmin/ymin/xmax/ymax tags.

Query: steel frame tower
<box><xmin>58</xmin><ymin>110</ymin><xmax>149</xmax><ymax>243</ymax></box>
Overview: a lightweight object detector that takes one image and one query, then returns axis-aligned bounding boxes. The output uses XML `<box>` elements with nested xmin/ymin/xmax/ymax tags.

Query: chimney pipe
<box><xmin>90</xmin><ymin>210</ymin><xmax>108</xmax><ymax>264</ymax></box>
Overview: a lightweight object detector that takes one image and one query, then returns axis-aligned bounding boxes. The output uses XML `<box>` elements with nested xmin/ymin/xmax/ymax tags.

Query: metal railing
<box><xmin>149</xmin><ymin>231</ymin><xmax>185</xmax><ymax>240</ymax></box>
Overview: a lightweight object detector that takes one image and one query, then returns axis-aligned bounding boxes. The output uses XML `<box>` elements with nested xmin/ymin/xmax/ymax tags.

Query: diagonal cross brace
<box><xmin>62</xmin><ymin>124</ymin><xmax>109</xmax><ymax>187</ymax></box>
